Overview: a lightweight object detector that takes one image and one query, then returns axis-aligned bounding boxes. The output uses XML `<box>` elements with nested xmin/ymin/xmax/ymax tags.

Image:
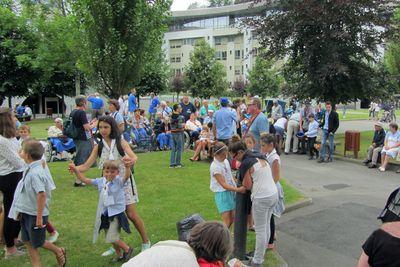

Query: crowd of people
<box><xmin>1</xmin><ymin>90</ymin><xmax>399</xmax><ymax>267</ymax></box>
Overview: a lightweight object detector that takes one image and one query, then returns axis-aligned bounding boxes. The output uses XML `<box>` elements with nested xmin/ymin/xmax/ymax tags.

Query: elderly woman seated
<box><xmin>185</xmin><ymin>113</ymin><xmax>202</xmax><ymax>141</ymax></box>
<box><xmin>47</xmin><ymin>118</ymin><xmax>75</xmax><ymax>155</ymax></box>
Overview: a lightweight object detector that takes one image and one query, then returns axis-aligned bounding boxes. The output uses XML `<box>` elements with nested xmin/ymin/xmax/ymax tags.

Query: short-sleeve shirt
<box><xmin>91</xmin><ymin>176</ymin><xmax>126</xmax><ymax>216</ymax></box>
<box><xmin>213</xmin><ymin>107</ymin><xmax>237</xmax><ymax>140</ymax></box>
<box><xmin>149</xmin><ymin>97</ymin><xmax>160</xmax><ymax>114</ymax></box>
<box><xmin>10</xmin><ymin>160</ymin><xmax>51</xmax><ymax>217</ymax></box>
<box><xmin>111</xmin><ymin>111</ymin><xmax>124</xmax><ymax>126</ymax></box>
<box><xmin>362</xmin><ymin>228</ymin><xmax>400</xmax><ymax>267</ymax></box>
<box><xmin>71</xmin><ymin>109</ymin><xmax>89</xmax><ymax>141</ymax></box>
<box><xmin>87</xmin><ymin>96</ymin><xmax>104</xmax><ymax>110</ymax></box>
<box><xmin>385</xmin><ymin>131</ymin><xmax>400</xmax><ymax>147</ymax></box>
<box><xmin>128</xmin><ymin>94</ymin><xmax>137</xmax><ymax>112</ymax></box>
<box><xmin>210</xmin><ymin>159</ymin><xmax>236</xmax><ymax>192</ymax></box>
<box><xmin>200</xmin><ymin>105</ymin><xmax>216</xmax><ymax>117</ymax></box>
<box><xmin>180</xmin><ymin>102</ymin><xmax>196</xmax><ymax>122</ymax></box>
<box><xmin>249</xmin><ymin>113</ymin><xmax>269</xmax><ymax>149</ymax></box>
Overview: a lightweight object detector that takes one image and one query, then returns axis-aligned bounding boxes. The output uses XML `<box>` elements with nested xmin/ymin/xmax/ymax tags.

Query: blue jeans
<box><xmin>170</xmin><ymin>132</ymin><xmax>184</xmax><ymax>166</ymax></box>
<box><xmin>157</xmin><ymin>133</ymin><xmax>172</xmax><ymax>149</ymax></box>
<box><xmin>320</xmin><ymin>129</ymin><xmax>335</xmax><ymax>160</ymax></box>
<box><xmin>132</xmin><ymin>128</ymin><xmax>148</xmax><ymax>143</ymax></box>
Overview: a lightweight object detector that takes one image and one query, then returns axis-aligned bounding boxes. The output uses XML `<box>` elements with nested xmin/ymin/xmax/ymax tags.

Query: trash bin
<box><xmin>47</xmin><ymin>108</ymin><xmax>53</xmax><ymax>118</ymax></box>
<box><xmin>344</xmin><ymin>130</ymin><xmax>360</xmax><ymax>158</ymax></box>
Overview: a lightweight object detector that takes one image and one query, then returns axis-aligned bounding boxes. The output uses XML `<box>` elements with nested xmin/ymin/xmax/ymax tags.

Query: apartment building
<box><xmin>163</xmin><ymin>2</ymin><xmax>270</xmax><ymax>85</ymax></box>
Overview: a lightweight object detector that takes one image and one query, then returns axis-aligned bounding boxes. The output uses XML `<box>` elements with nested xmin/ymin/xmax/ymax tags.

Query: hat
<box><xmin>374</xmin><ymin>122</ymin><xmax>383</xmax><ymax>128</ymax></box>
<box><xmin>220</xmin><ymin>97</ymin><xmax>229</xmax><ymax>105</ymax></box>
<box><xmin>296</xmin><ymin>131</ymin><xmax>305</xmax><ymax>139</ymax></box>
<box><xmin>208</xmin><ymin>109</ymin><xmax>214</xmax><ymax>113</ymax></box>
<box><xmin>378</xmin><ymin>187</ymin><xmax>400</xmax><ymax>222</ymax></box>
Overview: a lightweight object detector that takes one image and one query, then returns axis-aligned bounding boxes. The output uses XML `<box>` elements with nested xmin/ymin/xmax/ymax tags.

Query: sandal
<box><xmin>56</xmin><ymin>247</ymin><xmax>67</xmax><ymax>267</ymax></box>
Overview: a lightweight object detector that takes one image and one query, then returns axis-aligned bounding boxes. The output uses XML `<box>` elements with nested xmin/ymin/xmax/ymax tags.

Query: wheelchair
<box><xmin>45</xmin><ymin>137</ymin><xmax>76</xmax><ymax>162</ymax></box>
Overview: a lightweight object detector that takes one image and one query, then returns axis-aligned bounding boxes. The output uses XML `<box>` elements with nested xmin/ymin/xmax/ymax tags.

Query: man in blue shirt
<box><xmin>148</xmin><ymin>92</ymin><xmax>160</xmax><ymax>125</ymax></box>
<box><xmin>87</xmin><ymin>92</ymin><xmax>104</xmax><ymax>119</ymax></box>
<box><xmin>213</xmin><ymin>97</ymin><xmax>237</xmax><ymax>145</ymax></box>
<box><xmin>247</xmin><ymin>97</ymin><xmax>269</xmax><ymax>151</ymax></box>
<box><xmin>128</xmin><ymin>88</ymin><xmax>138</xmax><ymax>117</ymax></box>
<box><xmin>180</xmin><ymin>96</ymin><xmax>196</xmax><ymax>122</ymax></box>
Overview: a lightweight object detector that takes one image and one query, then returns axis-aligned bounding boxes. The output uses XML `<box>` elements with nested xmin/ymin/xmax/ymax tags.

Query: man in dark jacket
<box><xmin>363</xmin><ymin>122</ymin><xmax>386</xmax><ymax>168</ymax></box>
<box><xmin>318</xmin><ymin>101</ymin><xmax>340</xmax><ymax>163</ymax></box>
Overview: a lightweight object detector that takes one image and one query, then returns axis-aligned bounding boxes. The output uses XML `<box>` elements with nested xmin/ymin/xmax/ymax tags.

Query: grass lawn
<box><xmin>336</xmin><ymin>130</ymin><xmax>375</xmax><ymax>159</ymax></box>
<box><xmin>1</xmin><ymin>120</ymin><xmax>304</xmax><ymax>266</ymax></box>
<box><xmin>23</xmin><ymin>118</ymin><xmax>54</xmax><ymax>139</ymax></box>
<box><xmin>337</xmin><ymin>109</ymin><xmax>400</xmax><ymax>121</ymax></box>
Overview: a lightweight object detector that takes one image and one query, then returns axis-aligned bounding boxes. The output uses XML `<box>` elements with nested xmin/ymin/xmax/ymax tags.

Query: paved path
<box><xmin>337</xmin><ymin>120</ymin><xmax>394</xmax><ymax>134</ymax></box>
<box><xmin>277</xmin><ymin>155</ymin><xmax>399</xmax><ymax>267</ymax></box>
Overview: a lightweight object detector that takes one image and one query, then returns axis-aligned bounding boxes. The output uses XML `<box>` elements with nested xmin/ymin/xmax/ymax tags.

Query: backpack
<box><xmin>63</xmin><ymin>110</ymin><xmax>80</xmax><ymax>139</ymax></box>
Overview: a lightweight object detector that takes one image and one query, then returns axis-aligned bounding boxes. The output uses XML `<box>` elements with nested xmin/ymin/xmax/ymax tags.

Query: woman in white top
<box><xmin>0</xmin><ymin>108</ymin><xmax>25</xmax><ymax>258</ymax></box>
<box><xmin>379</xmin><ymin>123</ymin><xmax>400</xmax><ymax>172</ymax></box>
<box><xmin>209</xmin><ymin>142</ymin><xmax>246</xmax><ymax>228</ymax></box>
<box><xmin>230</xmin><ymin>141</ymin><xmax>278</xmax><ymax>267</ymax></box>
<box><xmin>70</xmin><ymin>116</ymin><xmax>151</xmax><ymax>255</ymax></box>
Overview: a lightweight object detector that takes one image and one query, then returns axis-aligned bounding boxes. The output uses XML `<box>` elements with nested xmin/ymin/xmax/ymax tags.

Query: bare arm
<box><xmin>72</xmin><ymin>168</ymin><xmax>93</xmax><ymax>185</ymax></box>
<box><xmin>212</xmin><ymin>123</ymin><xmax>217</xmax><ymax>140</ymax></box>
<box><xmin>357</xmin><ymin>251</ymin><xmax>370</xmax><ymax>267</ymax></box>
<box><xmin>214</xmin><ymin>173</ymin><xmax>245</xmax><ymax>193</ymax></box>
<box><xmin>36</xmin><ymin>192</ymin><xmax>46</xmax><ymax>227</ymax></box>
<box><xmin>243</xmin><ymin>167</ymin><xmax>254</xmax><ymax>190</ymax></box>
<box><xmin>271</xmin><ymin>160</ymin><xmax>280</xmax><ymax>183</ymax></box>
<box><xmin>83</xmin><ymin>123</ymin><xmax>91</xmax><ymax>132</ymax></box>
<box><xmin>122</xmin><ymin>165</ymin><xmax>131</xmax><ymax>183</ymax></box>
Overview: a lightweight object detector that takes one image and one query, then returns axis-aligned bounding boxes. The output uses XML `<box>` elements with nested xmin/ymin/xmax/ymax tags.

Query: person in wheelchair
<box><xmin>154</xmin><ymin>113</ymin><xmax>172</xmax><ymax>150</ymax></box>
<box><xmin>47</xmin><ymin>118</ymin><xmax>76</xmax><ymax>157</ymax></box>
<box><xmin>185</xmin><ymin>113</ymin><xmax>202</xmax><ymax>142</ymax></box>
<box><xmin>129</xmin><ymin>109</ymin><xmax>149</xmax><ymax>145</ymax></box>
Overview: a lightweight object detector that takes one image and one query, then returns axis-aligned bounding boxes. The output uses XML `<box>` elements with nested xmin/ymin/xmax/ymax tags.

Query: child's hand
<box><xmin>35</xmin><ymin>217</ymin><xmax>44</xmax><ymax>228</ymax></box>
<box><xmin>122</xmin><ymin>156</ymin><xmax>136</xmax><ymax>167</ymax></box>
<box><xmin>236</xmin><ymin>186</ymin><xmax>247</xmax><ymax>194</ymax></box>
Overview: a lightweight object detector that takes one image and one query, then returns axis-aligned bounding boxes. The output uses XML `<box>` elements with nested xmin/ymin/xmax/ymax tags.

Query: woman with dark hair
<box><xmin>69</xmin><ymin>115</ymin><xmax>151</xmax><ymax>257</ymax></box>
<box><xmin>0</xmin><ymin>107</ymin><xmax>26</xmax><ymax>259</ymax></box>
<box><xmin>230</xmin><ymin>141</ymin><xmax>278</xmax><ymax>267</ymax></box>
<box><xmin>358</xmin><ymin>187</ymin><xmax>400</xmax><ymax>267</ymax></box>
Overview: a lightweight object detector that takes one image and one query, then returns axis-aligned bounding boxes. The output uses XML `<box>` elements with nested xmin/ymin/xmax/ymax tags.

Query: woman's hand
<box><xmin>236</xmin><ymin>186</ymin><xmax>247</xmax><ymax>194</ymax></box>
<box><xmin>122</xmin><ymin>156</ymin><xmax>136</xmax><ymax>167</ymax></box>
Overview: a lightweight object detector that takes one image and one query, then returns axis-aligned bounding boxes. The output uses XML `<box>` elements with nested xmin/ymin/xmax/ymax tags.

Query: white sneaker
<box><xmin>4</xmin><ymin>249</ymin><xmax>25</xmax><ymax>259</ymax></box>
<box><xmin>101</xmin><ymin>247</ymin><xmax>115</xmax><ymax>257</ymax></box>
<box><xmin>379</xmin><ymin>167</ymin><xmax>386</xmax><ymax>172</ymax></box>
<box><xmin>47</xmin><ymin>231</ymin><xmax>59</xmax><ymax>243</ymax></box>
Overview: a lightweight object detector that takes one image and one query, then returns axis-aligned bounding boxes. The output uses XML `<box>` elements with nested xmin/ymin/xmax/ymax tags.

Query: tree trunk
<box><xmin>75</xmin><ymin>73</ymin><xmax>81</xmax><ymax>96</ymax></box>
<box><xmin>8</xmin><ymin>96</ymin><xmax>12</xmax><ymax>108</ymax></box>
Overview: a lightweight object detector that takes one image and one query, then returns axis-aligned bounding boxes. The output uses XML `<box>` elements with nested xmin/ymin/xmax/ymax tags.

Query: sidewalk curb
<box><xmin>273</xmin><ymin>250</ymin><xmax>289</xmax><ymax>267</ymax></box>
<box><xmin>283</xmin><ymin>197</ymin><xmax>313</xmax><ymax>214</ymax></box>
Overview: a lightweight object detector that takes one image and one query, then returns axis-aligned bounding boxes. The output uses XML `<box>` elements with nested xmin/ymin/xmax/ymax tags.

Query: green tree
<box><xmin>184</xmin><ymin>39</ymin><xmax>228</xmax><ymax>99</ymax></box>
<box><xmin>232</xmin><ymin>77</ymin><xmax>247</xmax><ymax>97</ymax></box>
<box><xmin>73</xmin><ymin>0</ymin><xmax>171</xmax><ymax>97</ymax></box>
<box><xmin>247</xmin><ymin>0</ymin><xmax>394</xmax><ymax>104</ymax></box>
<box><xmin>0</xmin><ymin>6</ymin><xmax>37</xmax><ymax>106</ymax></box>
<box><xmin>248</xmin><ymin>56</ymin><xmax>281</xmax><ymax>98</ymax></box>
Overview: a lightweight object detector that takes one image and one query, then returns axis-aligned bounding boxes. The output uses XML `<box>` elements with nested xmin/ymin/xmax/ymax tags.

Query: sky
<box><xmin>171</xmin><ymin>0</ymin><xmax>209</xmax><ymax>11</ymax></box>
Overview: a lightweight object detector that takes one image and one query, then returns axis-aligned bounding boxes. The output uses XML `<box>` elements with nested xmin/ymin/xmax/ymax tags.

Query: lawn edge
<box><xmin>271</xmin><ymin>250</ymin><xmax>289</xmax><ymax>267</ymax></box>
<box><xmin>283</xmin><ymin>197</ymin><xmax>313</xmax><ymax>214</ymax></box>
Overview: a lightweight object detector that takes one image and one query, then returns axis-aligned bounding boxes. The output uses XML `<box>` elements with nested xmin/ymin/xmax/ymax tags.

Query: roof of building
<box><xmin>171</xmin><ymin>2</ymin><xmax>272</xmax><ymax>21</ymax></box>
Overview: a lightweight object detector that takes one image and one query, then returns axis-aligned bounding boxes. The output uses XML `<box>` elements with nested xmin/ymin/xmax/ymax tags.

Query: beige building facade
<box><xmin>163</xmin><ymin>2</ymin><xmax>270</xmax><ymax>86</ymax></box>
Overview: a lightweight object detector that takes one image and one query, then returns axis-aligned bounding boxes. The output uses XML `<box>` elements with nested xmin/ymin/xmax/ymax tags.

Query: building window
<box><xmin>176</xmin><ymin>57</ymin><xmax>181</xmax><ymax>63</ymax></box>
<box><xmin>222</xmin><ymin>51</ymin><xmax>227</xmax><ymax>60</ymax></box>
<box><xmin>176</xmin><ymin>69</ymin><xmax>181</xmax><ymax>75</ymax></box>
<box><xmin>215</xmin><ymin>37</ymin><xmax>222</xmax><ymax>46</ymax></box>
<box><xmin>176</xmin><ymin>45</ymin><xmax>181</xmax><ymax>48</ymax></box>
<box><xmin>235</xmin><ymin>70</ymin><xmax>241</xmax><ymax>75</ymax></box>
<box><xmin>230</xmin><ymin>66</ymin><xmax>232</xmax><ymax>70</ymax></box>
<box><xmin>170</xmin><ymin>45</ymin><xmax>175</xmax><ymax>49</ymax></box>
<box><xmin>242</xmin><ymin>66</ymin><xmax>244</xmax><ymax>74</ymax></box>
<box><xmin>215</xmin><ymin>51</ymin><xmax>222</xmax><ymax>60</ymax></box>
<box><xmin>235</xmin><ymin>50</ymin><xmax>241</xmax><ymax>59</ymax></box>
<box><xmin>228</xmin><ymin>36</ymin><xmax>235</xmax><ymax>42</ymax></box>
<box><xmin>170</xmin><ymin>57</ymin><xmax>176</xmax><ymax>63</ymax></box>
<box><xmin>230</xmin><ymin>50</ymin><xmax>232</xmax><ymax>55</ymax></box>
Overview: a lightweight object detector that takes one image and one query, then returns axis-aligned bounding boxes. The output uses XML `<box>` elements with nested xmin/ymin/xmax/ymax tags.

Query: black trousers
<box><xmin>308</xmin><ymin>137</ymin><xmax>319</xmax><ymax>157</ymax></box>
<box><xmin>0</xmin><ymin>172</ymin><xmax>23</xmax><ymax>248</ymax></box>
<box><xmin>269</xmin><ymin>215</ymin><xmax>275</xmax><ymax>244</ymax></box>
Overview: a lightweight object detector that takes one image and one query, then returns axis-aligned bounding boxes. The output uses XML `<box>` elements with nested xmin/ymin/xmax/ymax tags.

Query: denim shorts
<box><xmin>20</xmin><ymin>213</ymin><xmax>48</xmax><ymax>248</ymax></box>
<box><xmin>215</xmin><ymin>191</ymin><xmax>236</xmax><ymax>214</ymax></box>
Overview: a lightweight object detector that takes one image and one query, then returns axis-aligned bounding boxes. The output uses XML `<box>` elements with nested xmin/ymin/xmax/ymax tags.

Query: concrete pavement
<box><xmin>337</xmin><ymin>120</ymin><xmax>394</xmax><ymax>134</ymax></box>
<box><xmin>277</xmin><ymin>154</ymin><xmax>399</xmax><ymax>267</ymax></box>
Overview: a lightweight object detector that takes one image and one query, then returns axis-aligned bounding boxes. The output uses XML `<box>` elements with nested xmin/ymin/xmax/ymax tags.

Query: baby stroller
<box><xmin>380</xmin><ymin>103</ymin><xmax>396</xmax><ymax>123</ymax></box>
